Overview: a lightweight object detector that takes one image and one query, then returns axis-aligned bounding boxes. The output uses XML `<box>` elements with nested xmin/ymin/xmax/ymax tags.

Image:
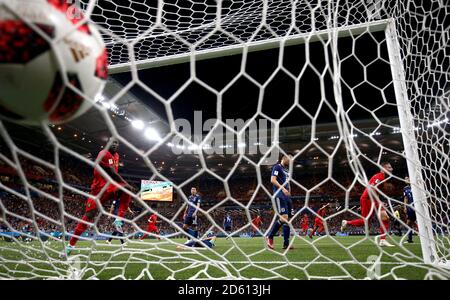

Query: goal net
<box><xmin>0</xmin><ymin>0</ymin><xmax>449</xmax><ymax>280</ymax></box>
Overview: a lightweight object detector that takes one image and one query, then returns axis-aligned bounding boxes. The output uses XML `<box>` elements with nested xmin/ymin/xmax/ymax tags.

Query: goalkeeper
<box><xmin>177</xmin><ymin>231</ymin><xmax>216</xmax><ymax>249</ymax></box>
<box><xmin>106</xmin><ymin>199</ymin><xmax>134</xmax><ymax>245</ymax></box>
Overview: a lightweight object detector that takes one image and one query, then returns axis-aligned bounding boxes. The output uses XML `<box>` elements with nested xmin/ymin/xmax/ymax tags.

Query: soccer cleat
<box><xmin>282</xmin><ymin>245</ymin><xmax>294</xmax><ymax>250</ymax></box>
<box><xmin>60</xmin><ymin>245</ymin><xmax>73</xmax><ymax>258</ymax></box>
<box><xmin>265</xmin><ymin>237</ymin><xmax>274</xmax><ymax>250</ymax></box>
<box><xmin>340</xmin><ymin>220</ymin><xmax>348</xmax><ymax>232</ymax></box>
<box><xmin>404</xmin><ymin>240</ymin><xmax>414</xmax><ymax>244</ymax></box>
<box><xmin>379</xmin><ymin>239</ymin><xmax>395</xmax><ymax>247</ymax></box>
<box><xmin>66</xmin><ymin>245</ymin><xmax>74</xmax><ymax>255</ymax></box>
<box><xmin>106</xmin><ymin>240</ymin><xmax>111</xmax><ymax>245</ymax></box>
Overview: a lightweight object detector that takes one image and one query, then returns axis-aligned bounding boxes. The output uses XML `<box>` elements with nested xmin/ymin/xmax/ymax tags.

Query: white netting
<box><xmin>0</xmin><ymin>0</ymin><xmax>449</xmax><ymax>279</ymax></box>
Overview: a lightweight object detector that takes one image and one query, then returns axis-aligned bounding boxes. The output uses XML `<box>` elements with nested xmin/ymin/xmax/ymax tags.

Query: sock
<box><xmin>185</xmin><ymin>240</ymin><xmax>195</xmax><ymax>247</ymax></box>
<box><xmin>268</xmin><ymin>220</ymin><xmax>282</xmax><ymax>238</ymax></box>
<box><xmin>310</xmin><ymin>227</ymin><xmax>317</xmax><ymax>236</ymax></box>
<box><xmin>69</xmin><ymin>215</ymin><xmax>91</xmax><ymax>247</ymax></box>
<box><xmin>380</xmin><ymin>219</ymin><xmax>389</xmax><ymax>240</ymax></box>
<box><xmin>282</xmin><ymin>224</ymin><xmax>290</xmax><ymax>246</ymax></box>
<box><xmin>193</xmin><ymin>230</ymin><xmax>199</xmax><ymax>238</ymax></box>
<box><xmin>117</xmin><ymin>193</ymin><xmax>131</xmax><ymax>218</ymax></box>
<box><xmin>117</xmin><ymin>232</ymin><xmax>125</xmax><ymax>244</ymax></box>
<box><xmin>408</xmin><ymin>229</ymin><xmax>413</xmax><ymax>241</ymax></box>
<box><xmin>140</xmin><ymin>233</ymin><xmax>148</xmax><ymax>240</ymax></box>
<box><xmin>108</xmin><ymin>232</ymin><xmax>114</xmax><ymax>242</ymax></box>
<box><xmin>185</xmin><ymin>228</ymin><xmax>196</xmax><ymax>238</ymax></box>
<box><xmin>347</xmin><ymin>218</ymin><xmax>365</xmax><ymax>227</ymax></box>
<box><xmin>317</xmin><ymin>227</ymin><xmax>324</xmax><ymax>235</ymax></box>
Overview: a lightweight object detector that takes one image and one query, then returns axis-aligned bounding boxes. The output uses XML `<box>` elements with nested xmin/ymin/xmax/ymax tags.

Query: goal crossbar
<box><xmin>108</xmin><ymin>19</ymin><xmax>389</xmax><ymax>74</ymax></box>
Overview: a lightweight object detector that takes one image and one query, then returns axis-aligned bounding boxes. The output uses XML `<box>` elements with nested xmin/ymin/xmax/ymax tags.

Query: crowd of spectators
<box><xmin>0</xmin><ymin>153</ymin><xmax>424</xmax><ymax>240</ymax></box>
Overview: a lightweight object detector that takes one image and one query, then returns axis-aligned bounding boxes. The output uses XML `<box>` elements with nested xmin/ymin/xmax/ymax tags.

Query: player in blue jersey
<box><xmin>266</xmin><ymin>153</ymin><xmax>294</xmax><ymax>250</ymax></box>
<box><xmin>177</xmin><ymin>231</ymin><xmax>216</xmax><ymax>250</ymax></box>
<box><xmin>183</xmin><ymin>187</ymin><xmax>201</xmax><ymax>239</ymax></box>
<box><xmin>21</xmin><ymin>222</ymin><xmax>32</xmax><ymax>242</ymax></box>
<box><xmin>106</xmin><ymin>199</ymin><xmax>134</xmax><ymax>245</ymax></box>
<box><xmin>223</xmin><ymin>212</ymin><xmax>233</xmax><ymax>238</ymax></box>
<box><xmin>403</xmin><ymin>176</ymin><xmax>416</xmax><ymax>243</ymax></box>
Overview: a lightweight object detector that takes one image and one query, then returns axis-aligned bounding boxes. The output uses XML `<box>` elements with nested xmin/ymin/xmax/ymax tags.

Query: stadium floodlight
<box><xmin>131</xmin><ymin>119</ymin><xmax>145</xmax><ymax>130</ymax></box>
<box><xmin>101</xmin><ymin>101</ymin><xmax>111</xmax><ymax>109</ymax></box>
<box><xmin>95</xmin><ymin>94</ymin><xmax>105</xmax><ymax>102</ymax></box>
<box><xmin>392</xmin><ymin>127</ymin><xmax>401</xmax><ymax>134</ymax></box>
<box><xmin>218</xmin><ymin>144</ymin><xmax>232</xmax><ymax>149</ymax></box>
<box><xmin>144</xmin><ymin>127</ymin><xmax>161</xmax><ymax>141</ymax></box>
<box><xmin>427</xmin><ymin>118</ymin><xmax>449</xmax><ymax>128</ymax></box>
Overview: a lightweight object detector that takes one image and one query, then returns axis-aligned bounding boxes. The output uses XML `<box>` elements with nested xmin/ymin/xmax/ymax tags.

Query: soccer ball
<box><xmin>0</xmin><ymin>0</ymin><xmax>107</xmax><ymax>125</ymax></box>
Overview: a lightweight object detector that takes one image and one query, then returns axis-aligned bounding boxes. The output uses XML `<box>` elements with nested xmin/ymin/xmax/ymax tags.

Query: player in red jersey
<box><xmin>140</xmin><ymin>213</ymin><xmax>161</xmax><ymax>240</ymax></box>
<box><xmin>309</xmin><ymin>203</ymin><xmax>330</xmax><ymax>239</ymax></box>
<box><xmin>251</xmin><ymin>213</ymin><xmax>263</xmax><ymax>237</ymax></box>
<box><xmin>62</xmin><ymin>138</ymin><xmax>136</xmax><ymax>257</ymax></box>
<box><xmin>300</xmin><ymin>214</ymin><xmax>309</xmax><ymax>235</ymax></box>
<box><xmin>341</xmin><ymin>162</ymin><xmax>394</xmax><ymax>247</ymax></box>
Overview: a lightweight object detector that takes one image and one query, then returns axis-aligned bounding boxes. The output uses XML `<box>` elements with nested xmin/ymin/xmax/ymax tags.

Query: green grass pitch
<box><xmin>0</xmin><ymin>235</ymin><xmax>446</xmax><ymax>279</ymax></box>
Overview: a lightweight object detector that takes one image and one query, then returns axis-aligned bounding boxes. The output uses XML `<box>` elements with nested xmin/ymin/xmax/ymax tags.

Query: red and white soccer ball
<box><xmin>0</xmin><ymin>0</ymin><xmax>107</xmax><ymax>125</ymax></box>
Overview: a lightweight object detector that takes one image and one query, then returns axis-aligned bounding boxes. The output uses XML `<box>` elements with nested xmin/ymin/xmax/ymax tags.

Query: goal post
<box><xmin>105</xmin><ymin>12</ymin><xmax>446</xmax><ymax>268</ymax></box>
<box><xmin>384</xmin><ymin>19</ymin><xmax>439</xmax><ymax>266</ymax></box>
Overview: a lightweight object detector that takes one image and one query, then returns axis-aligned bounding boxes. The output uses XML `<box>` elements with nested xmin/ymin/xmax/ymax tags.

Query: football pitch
<box><xmin>2</xmin><ymin>235</ymin><xmax>446</xmax><ymax>280</ymax></box>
